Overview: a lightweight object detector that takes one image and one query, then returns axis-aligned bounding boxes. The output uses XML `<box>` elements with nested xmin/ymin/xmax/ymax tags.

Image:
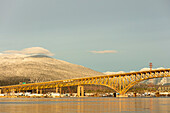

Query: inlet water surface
<box><xmin>0</xmin><ymin>97</ymin><xmax>169</xmax><ymax>113</ymax></box>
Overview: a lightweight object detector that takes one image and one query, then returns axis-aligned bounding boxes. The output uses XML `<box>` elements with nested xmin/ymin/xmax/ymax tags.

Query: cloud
<box><xmin>0</xmin><ymin>47</ymin><xmax>54</xmax><ymax>58</ymax></box>
<box><xmin>139</xmin><ymin>68</ymin><xmax>150</xmax><ymax>71</ymax></box>
<box><xmin>140</xmin><ymin>67</ymin><xmax>164</xmax><ymax>71</ymax></box>
<box><xmin>104</xmin><ymin>71</ymin><xmax>125</xmax><ymax>75</ymax></box>
<box><xmin>90</xmin><ymin>50</ymin><xmax>117</xmax><ymax>54</ymax></box>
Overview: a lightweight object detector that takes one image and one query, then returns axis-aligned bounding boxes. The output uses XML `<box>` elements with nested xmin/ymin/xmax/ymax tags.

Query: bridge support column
<box><xmin>77</xmin><ymin>86</ymin><xmax>84</xmax><ymax>97</ymax></box>
<box><xmin>40</xmin><ymin>89</ymin><xmax>42</xmax><ymax>94</ymax></box>
<box><xmin>56</xmin><ymin>87</ymin><xmax>58</xmax><ymax>93</ymax></box>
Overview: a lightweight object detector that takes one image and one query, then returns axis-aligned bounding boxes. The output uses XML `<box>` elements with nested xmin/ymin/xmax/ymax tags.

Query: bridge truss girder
<box><xmin>1</xmin><ymin>69</ymin><xmax>170</xmax><ymax>94</ymax></box>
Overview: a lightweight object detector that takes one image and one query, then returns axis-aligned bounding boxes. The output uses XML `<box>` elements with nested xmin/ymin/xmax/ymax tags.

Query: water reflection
<box><xmin>0</xmin><ymin>97</ymin><xmax>169</xmax><ymax>113</ymax></box>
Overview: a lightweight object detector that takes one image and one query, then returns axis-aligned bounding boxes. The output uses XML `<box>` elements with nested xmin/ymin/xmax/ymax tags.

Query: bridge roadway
<box><xmin>0</xmin><ymin>69</ymin><xmax>170</xmax><ymax>96</ymax></box>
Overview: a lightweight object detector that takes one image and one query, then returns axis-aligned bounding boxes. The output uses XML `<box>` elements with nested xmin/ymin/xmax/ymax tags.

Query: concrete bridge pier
<box><xmin>77</xmin><ymin>86</ymin><xmax>84</xmax><ymax>97</ymax></box>
<box><xmin>56</xmin><ymin>87</ymin><xmax>58</xmax><ymax>93</ymax></box>
<box><xmin>116</xmin><ymin>92</ymin><xmax>128</xmax><ymax>97</ymax></box>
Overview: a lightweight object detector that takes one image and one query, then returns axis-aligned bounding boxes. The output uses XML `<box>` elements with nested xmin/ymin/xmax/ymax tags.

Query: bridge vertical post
<box><xmin>77</xmin><ymin>86</ymin><xmax>84</xmax><ymax>97</ymax></box>
<box><xmin>0</xmin><ymin>88</ymin><xmax>1</xmax><ymax>94</ymax></box>
<box><xmin>77</xmin><ymin>86</ymin><xmax>80</xmax><ymax>97</ymax></box>
<box><xmin>81</xmin><ymin>86</ymin><xmax>84</xmax><ymax>97</ymax></box>
<box><xmin>56</xmin><ymin>87</ymin><xmax>58</xmax><ymax>93</ymax></box>
<box><xmin>40</xmin><ymin>89</ymin><xmax>42</xmax><ymax>94</ymax></box>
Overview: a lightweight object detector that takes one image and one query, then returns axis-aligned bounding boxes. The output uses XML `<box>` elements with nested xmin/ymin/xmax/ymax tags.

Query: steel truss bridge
<box><xmin>0</xmin><ymin>69</ymin><xmax>170</xmax><ymax>95</ymax></box>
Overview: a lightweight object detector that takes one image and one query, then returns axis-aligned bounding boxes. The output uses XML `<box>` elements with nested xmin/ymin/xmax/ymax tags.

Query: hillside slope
<box><xmin>0</xmin><ymin>56</ymin><xmax>103</xmax><ymax>86</ymax></box>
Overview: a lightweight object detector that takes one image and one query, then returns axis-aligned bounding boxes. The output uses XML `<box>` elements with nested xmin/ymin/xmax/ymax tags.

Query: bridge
<box><xmin>0</xmin><ymin>69</ymin><xmax>170</xmax><ymax>96</ymax></box>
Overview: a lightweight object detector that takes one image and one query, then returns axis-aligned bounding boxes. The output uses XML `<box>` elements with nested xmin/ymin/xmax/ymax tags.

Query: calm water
<box><xmin>0</xmin><ymin>97</ymin><xmax>169</xmax><ymax>113</ymax></box>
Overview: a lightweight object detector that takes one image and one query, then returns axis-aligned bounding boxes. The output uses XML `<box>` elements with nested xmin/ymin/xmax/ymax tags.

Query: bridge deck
<box><xmin>0</xmin><ymin>69</ymin><xmax>170</xmax><ymax>94</ymax></box>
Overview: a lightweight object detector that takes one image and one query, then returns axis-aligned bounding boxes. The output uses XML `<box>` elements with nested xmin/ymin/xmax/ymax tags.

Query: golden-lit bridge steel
<box><xmin>0</xmin><ymin>69</ymin><xmax>170</xmax><ymax>95</ymax></box>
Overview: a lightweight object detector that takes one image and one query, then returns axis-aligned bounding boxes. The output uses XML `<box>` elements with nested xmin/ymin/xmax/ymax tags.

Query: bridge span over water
<box><xmin>0</xmin><ymin>69</ymin><xmax>170</xmax><ymax>96</ymax></box>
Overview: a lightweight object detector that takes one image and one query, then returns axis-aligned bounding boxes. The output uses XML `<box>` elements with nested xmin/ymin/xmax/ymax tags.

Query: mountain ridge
<box><xmin>0</xmin><ymin>56</ymin><xmax>103</xmax><ymax>86</ymax></box>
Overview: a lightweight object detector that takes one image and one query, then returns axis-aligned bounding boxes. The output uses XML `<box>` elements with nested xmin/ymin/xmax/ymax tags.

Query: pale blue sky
<box><xmin>0</xmin><ymin>0</ymin><xmax>170</xmax><ymax>72</ymax></box>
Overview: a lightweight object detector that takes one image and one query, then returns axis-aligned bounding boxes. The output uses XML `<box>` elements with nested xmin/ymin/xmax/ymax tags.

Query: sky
<box><xmin>0</xmin><ymin>0</ymin><xmax>170</xmax><ymax>72</ymax></box>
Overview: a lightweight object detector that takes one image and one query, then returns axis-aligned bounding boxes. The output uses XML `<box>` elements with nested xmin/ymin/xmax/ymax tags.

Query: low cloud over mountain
<box><xmin>0</xmin><ymin>47</ymin><xmax>54</xmax><ymax>58</ymax></box>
